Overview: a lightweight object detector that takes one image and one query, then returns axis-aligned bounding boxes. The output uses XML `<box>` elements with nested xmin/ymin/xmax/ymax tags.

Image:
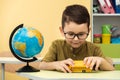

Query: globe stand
<box><xmin>16</xmin><ymin>62</ymin><xmax>40</xmax><ymax>72</ymax></box>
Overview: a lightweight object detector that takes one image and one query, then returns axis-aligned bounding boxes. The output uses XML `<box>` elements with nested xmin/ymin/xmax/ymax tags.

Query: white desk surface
<box><xmin>0</xmin><ymin>57</ymin><xmax>120</xmax><ymax>80</ymax></box>
<box><xmin>18</xmin><ymin>70</ymin><xmax>120</xmax><ymax>80</ymax></box>
<box><xmin>0</xmin><ymin>57</ymin><xmax>42</xmax><ymax>80</ymax></box>
<box><xmin>112</xmin><ymin>58</ymin><xmax>120</xmax><ymax>64</ymax></box>
<box><xmin>0</xmin><ymin>57</ymin><xmax>24</xmax><ymax>64</ymax></box>
<box><xmin>0</xmin><ymin>57</ymin><xmax>119</xmax><ymax>64</ymax></box>
<box><xmin>0</xmin><ymin>57</ymin><xmax>42</xmax><ymax>64</ymax></box>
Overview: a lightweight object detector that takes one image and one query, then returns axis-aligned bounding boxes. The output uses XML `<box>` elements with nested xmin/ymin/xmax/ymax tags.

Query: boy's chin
<box><xmin>71</xmin><ymin>44</ymin><xmax>81</xmax><ymax>48</ymax></box>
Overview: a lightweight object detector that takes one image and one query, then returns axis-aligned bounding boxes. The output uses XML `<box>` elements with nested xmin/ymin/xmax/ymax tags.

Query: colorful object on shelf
<box><xmin>111</xmin><ymin>26</ymin><xmax>120</xmax><ymax>44</ymax></box>
<box><xmin>111</xmin><ymin>37</ymin><xmax>120</xmax><ymax>44</ymax></box>
<box><xmin>111</xmin><ymin>26</ymin><xmax>120</xmax><ymax>38</ymax></box>
<box><xmin>98</xmin><ymin>0</ymin><xmax>115</xmax><ymax>14</ymax></box>
<box><xmin>93</xmin><ymin>4</ymin><xmax>101</xmax><ymax>13</ymax></box>
<box><xmin>112</xmin><ymin>0</ymin><xmax>120</xmax><ymax>13</ymax></box>
<box><xmin>68</xmin><ymin>60</ymin><xmax>92</xmax><ymax>73</ymax></box>
<box><xmin>102</xmin><ymin>24</ymin><xmax>111</xmax><ymax>34</ymax></box>
<box><xmin>102</xmin><ymin>34</ymin><xmax>111</xmax><ymax>44</ymax></box>
<box><xmin>93</xmin><ymin>34</ymin><xmax>102</xmax><ymax>43</ymax></box>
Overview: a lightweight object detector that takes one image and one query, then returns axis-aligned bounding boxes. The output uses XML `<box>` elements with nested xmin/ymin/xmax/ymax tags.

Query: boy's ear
<box><xmin>59</xmin><ymin>27</ymin><xmax>64</xmax><ymax>36</ymax></box>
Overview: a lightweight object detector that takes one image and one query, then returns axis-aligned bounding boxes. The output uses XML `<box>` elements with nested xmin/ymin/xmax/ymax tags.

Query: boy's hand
<box><xmin>54</xmin><ymin>58</ymin><xmax>74</xmax><ymax>73</ymax></box>
<box><xmin>83</xmin><ymin>57</ymin><xmax>104</xmax><ymax>71</ymax></box>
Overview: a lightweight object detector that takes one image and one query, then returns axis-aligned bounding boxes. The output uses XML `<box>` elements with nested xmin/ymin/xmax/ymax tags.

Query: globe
<box><xmin>9</xmin><ymin>24</ymin><xmax>44</xmax><ymax>72</ymax></box>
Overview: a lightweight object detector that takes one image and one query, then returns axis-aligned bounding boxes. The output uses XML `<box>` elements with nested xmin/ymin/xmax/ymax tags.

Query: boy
<box><xmin>39</xmin><ymin>4</ymin><xmax>115</xmax><ymax>73</ymax></box>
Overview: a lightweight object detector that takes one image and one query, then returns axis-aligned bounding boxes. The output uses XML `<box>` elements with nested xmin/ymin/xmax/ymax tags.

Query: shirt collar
<box><xmin>64</xmin><ymin>40</ymin><xmax>87</xmax><ymax>52</ymax></box>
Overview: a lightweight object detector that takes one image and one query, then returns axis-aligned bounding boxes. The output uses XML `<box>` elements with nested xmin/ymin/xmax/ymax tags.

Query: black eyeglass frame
<box><xmin>64</xmin><ymin>32</ymin><xmax>89</xmax><ymax>40</ymax></box>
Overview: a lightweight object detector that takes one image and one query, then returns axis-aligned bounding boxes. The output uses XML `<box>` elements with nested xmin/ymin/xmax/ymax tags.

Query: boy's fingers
<box><xmin>83</xmin><ymin>57</ymin><xmax>88</xmax><ymax>64</ymax></box>
<box><xmin>95</xmin><ymin>61</ymin><xmax>100</xmax><ymax>71</ymax></box>
<box><xmin>67</xmin><ymin>58</ymin><xmax>73</xmax><ymax>61</ymax></box>
<box><xmin>89</xmin><ymin>60</ymin><xmax>96</xmax><ymax>70</ymax></box>
<box><xmin>58</xmin><ymin>64</ymin><xmax>71</xmax><ymax>73</ymax></box>
<box><xmin>63</xmin><ymin>64</ymin><xmax>72</xmax><ymax>73</ymax></box>
<box><xmin>60</xmin><ymin>67</ymin><xmax>67</xmax><ymax>73</ymax></box>
<box><xmin>57</xmin><ymin>64</ymin><xmax>67</xmax><ymax>73</ymax></box>
<box><xmin>85</xmin><ymin>58</ymin><xmax>93</xmax><ymax>68</ymax></box>
<box><xmin>64</xmin><ymin>59</ymin><xmax>74</xmax><ymax>66</ymax></box>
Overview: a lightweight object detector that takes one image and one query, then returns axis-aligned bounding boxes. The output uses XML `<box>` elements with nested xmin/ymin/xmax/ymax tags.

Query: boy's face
<box><xmin>60</xmin><ymin>21</ymin><xmax>89</xmax><ymax>48</ymax></box>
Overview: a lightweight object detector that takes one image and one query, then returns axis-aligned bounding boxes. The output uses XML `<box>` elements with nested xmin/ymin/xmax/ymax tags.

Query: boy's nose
<box><xmin>73</xmin><ymin>36</ymin><xmax>79</xmax><ymax>40</ymax></box>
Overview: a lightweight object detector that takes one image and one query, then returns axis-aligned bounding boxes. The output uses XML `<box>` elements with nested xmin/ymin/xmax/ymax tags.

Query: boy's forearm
<box><xmin>39</xmin><ymin>61</ymin><xmax>56</xmax><ymax>70</ymax></box>
<box><xmin>100</xmin><ymin>58</ymin><xmax>115</xmax><ymax>71</ymax></box>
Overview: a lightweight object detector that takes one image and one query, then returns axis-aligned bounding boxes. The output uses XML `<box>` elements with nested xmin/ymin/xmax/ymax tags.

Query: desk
<box><xmin>17</xmin><ymin>58</ymin><xmax>120</xmax><ymax>80</ymax></box>
<box><xmin>0</xmin><ymin>58</ymin><xmax>120</xmax><ymax>80</ymax></box>
<box><xmin>112</xmin><ymin>58</ymin><xmax>120</xmax><ymax>64</ymax></box>
<box><xmin>0</xmin><ymin>57</ymin><xmax>42</xmax><ymax>80</ymax></box>
<box><xmin>18</xmin><ymin>70</ymin><xmax>120</xmax><ymax>80</ymax></box>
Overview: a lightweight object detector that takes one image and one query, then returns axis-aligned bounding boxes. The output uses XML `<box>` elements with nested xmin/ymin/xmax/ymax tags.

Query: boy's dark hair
<box><xmin>62</xmin><ymin>4</ymin><xmax>90</xmax><ymax>30</ymax></box>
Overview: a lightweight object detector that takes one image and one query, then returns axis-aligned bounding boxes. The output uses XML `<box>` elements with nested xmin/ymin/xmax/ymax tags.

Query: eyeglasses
<box><xmin>64</xmin><ymin>32</ymin><xmax>88</xmax><ymax>40</ymax></box>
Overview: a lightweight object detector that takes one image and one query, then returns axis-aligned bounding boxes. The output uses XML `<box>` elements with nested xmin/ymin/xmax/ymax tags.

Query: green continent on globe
<box><xmin>27</xmin><ymin>28</ymin><xmax>43</xmax><ymax>46</ymax></box>
<box><xmin>14</xmin><ymin>42</ymin><xmax>26</xmax><ymax>57</ymax></box>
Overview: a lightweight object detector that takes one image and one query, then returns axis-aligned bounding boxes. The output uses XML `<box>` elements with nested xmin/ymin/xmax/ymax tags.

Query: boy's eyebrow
<box><xmin>67</xmin><ymin>31</ymin><xmax>88</xmax><ymax>33</ymax></box>
<box><xmin>77</xmin><ymin>32</ymin><xmax>88</xmax><ymax>34</ymax></box>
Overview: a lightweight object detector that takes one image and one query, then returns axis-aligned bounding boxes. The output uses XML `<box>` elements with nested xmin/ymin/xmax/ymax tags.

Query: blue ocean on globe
<box><xmin>11</xmin><ymin>27</ymin><xmax>44</xmax><ymax>58</ymax></box>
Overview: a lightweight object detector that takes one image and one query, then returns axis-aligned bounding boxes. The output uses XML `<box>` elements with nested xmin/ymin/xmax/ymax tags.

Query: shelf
<box><xmin>92</xmin><ymin>0</ymin><xmax>120</xmax><ymax>62</ymax></box>
<box><xmin>92</xmin><ymin>13</ymin><xmax>120</xmax><ymax>36</ymax></box>
<box><xmin>93</xmin><ymin>14</ymin><xmax>120</xmax><ymax>16</ymax></box>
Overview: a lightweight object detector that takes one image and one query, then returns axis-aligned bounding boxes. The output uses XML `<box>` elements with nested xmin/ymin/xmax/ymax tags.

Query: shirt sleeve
<box><xmin>93</xmin><ymin>45</ymin><xmax>105</xmax><ymax>57</ymax></box>
<box><xmin>42</xmin><ymin>41</ymin><xmax>57</xmax><ymax>62</ymax></box>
